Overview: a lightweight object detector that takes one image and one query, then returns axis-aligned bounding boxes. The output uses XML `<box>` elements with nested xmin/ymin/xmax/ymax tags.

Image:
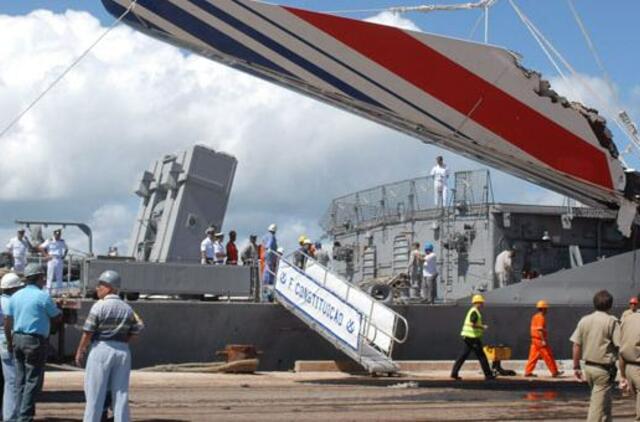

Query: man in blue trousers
<box><xmin>4</xmin><ymin>263</ymin><xmax>62</xmax><ymax>421</ymax></box>
<box><xmin>75</xmin><ymin>270</ymin><xmax>144</xmax><ymax>422</ymax></box>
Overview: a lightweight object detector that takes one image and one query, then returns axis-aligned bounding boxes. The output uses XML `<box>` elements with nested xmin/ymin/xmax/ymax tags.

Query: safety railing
<box><xmin>282</xmin><ymin>250</ymin><xmax>409</xmax><ymax>358</ymax></box>
<box><xmin>21</xmin><ymin>254</ymin><xmax>83</xmax><ymax>297</ymax></box>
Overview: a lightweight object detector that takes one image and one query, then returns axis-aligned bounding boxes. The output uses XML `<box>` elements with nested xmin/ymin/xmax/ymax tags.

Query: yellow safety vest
<box><xmin>460</xmin><ymin>307</ymin><xmax>484</xmax><ymax>338</ymax></box>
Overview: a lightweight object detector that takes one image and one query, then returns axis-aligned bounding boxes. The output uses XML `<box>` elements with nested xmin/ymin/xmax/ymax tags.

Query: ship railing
<box><xmin>275</xmin><ymin>250</ymin><xmax>408</xmax><ymax>358</ymax></box>
<box><xmin>22</xmin><ymin>253</ymin><xmax>84</xmax><ymax>297</ymax></box>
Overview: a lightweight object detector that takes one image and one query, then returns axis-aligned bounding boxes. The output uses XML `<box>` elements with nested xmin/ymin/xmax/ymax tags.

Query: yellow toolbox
<box><xmin>483</xmin><ymin>345</ymin><xmax>512</xmax><ymax>362</ymax></box>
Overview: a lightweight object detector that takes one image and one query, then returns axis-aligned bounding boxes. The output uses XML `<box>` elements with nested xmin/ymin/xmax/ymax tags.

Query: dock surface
<box><xmin>36</xmin><ymin>369</ymin><xmax>638</xmax><ymax>421</ymax></box>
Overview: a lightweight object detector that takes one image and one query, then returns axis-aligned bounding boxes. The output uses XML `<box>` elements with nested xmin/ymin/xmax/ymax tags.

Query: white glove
<box><xmin>201</xmin><ymin>258</ymin><xmax>207</xmax><ymax>265</ymax></box>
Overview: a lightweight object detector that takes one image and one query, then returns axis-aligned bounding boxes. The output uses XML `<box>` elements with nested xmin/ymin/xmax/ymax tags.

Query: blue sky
<box><xmin>0</xmin><ymin>1</ymin><xmax>638</xmax><ymax>254</ymax></box>
<box><xmin>3</xmin><ymin>0</ymin><xmax>638</xmax><ymax>89</ymax></box>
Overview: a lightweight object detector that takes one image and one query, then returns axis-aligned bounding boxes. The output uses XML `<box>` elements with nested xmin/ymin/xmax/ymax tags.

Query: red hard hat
<box><xmin>630</xmin><ymin>297</ymin><xmax>639</xmax><ymax>305</ymax></box>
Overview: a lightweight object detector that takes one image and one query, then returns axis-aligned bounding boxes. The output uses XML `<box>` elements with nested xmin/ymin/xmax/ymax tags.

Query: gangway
<box><xmin>272</xmin><ymin>253</ymin><xmax>408</xmax><ymax>374</ymax></box>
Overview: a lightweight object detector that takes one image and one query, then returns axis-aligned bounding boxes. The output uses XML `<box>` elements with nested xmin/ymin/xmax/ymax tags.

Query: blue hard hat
<box><xmin>424</xmin><ymin>242</ymin><xmax>434</xmax><ymax>251</ymax></box>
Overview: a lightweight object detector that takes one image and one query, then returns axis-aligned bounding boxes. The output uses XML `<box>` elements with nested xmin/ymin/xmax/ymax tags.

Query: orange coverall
<box><xmin>524</xmin><ymin>311</ymin><xmax>559</xmax><ymax>375</ymax></box>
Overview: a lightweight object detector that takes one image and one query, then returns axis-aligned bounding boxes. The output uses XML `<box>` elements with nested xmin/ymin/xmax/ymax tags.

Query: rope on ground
<box><xmin>0</xmin><ymin>0</ymin><xmax>138</xmax><ymax>140</ymax></box>
<box><xmin>139</xmin><ymin>359</ymin><xmax>259</xmax><ymax>374</ymax></box>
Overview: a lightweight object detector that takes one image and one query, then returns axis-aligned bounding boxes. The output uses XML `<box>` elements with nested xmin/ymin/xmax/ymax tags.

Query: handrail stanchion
<box><xmin>298</xmin><ymin>249</ymin><xmax>409</xmax><ymax>346</ymax></box>
<box><xmin>276</xmin><ymin>249</ymin><xmax>407</xmax><ymax>373</ymax></box>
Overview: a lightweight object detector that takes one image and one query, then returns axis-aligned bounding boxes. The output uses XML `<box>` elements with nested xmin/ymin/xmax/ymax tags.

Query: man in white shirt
<box><xmin>38</xmin><ymin>228</ymin><xmax>68</xmax><ymax>294</ymax></box>
<box><xmin>423</xmin><ymin>243</ymin><xmax>438</xmax><ymax>303</ymax></box>
<box><xmin>213</xmin><ymin>233</ymin><xmax>226</xmax><ymax>265</ymax></box>
<box><xmin>200</xmin><ymin>228</ymin><xmax>215</xmax><ymax>264</ymax></box>
<box><xmin>430</xmin><ymin>156</ymin><xmax>450</xmax><ymax>208</ymax></box>
<box><xmin>495</xmin><ymin>247</ymin><xmax>516</xmax><ymax>288</ymax></box>
<box><xmin>5</xmin><ymin>228</ymin><xmax>31</xmax><ymax>273</ymax></box>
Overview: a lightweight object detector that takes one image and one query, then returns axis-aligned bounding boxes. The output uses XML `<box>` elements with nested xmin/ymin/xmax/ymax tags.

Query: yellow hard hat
<box><xmin>472</xmin><ymin>294</ymin><xmax>485</xmax><ymax>304</ymax></box>
<box><xmin>536</xmin><ymin>300</ymin><xmax>549</xmax><ymax>309</ymax></box>
<box><xmin>298</xmin><ymin>235</ymin><xmax>307</xmax><ymax>244</ymax></box>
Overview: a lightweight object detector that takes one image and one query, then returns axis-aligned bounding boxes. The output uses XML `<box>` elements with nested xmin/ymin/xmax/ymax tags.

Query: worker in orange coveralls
<box><xmin>524</xmin><ymin>300</ymin><xmax>563</xmax><ymax>377</ymax></box>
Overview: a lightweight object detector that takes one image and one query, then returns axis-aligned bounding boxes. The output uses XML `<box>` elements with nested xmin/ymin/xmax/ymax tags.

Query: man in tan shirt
<box><xmin>622</xmin><ymin>296</ymin><xmax>638</xmax><ymax>321</ymax></box>
<box><xmin>619</xmin><ymin>299</ymin><xmax>640</xmax><ymax>421</ymax></box>
<box><xmin>570</xmin><ymin>290</ymin><xmax>620</xmax><ymax>422</ymax></box>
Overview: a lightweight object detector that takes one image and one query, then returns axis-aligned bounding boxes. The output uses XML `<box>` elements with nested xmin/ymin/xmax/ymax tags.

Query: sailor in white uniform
<box><xmin>200</xmin><ymin>227</ymin><xmax>216</xmax><ymax>264</ymax></box>
<box><xmin>212</xmin><ymin>233</ymin><xmax>226</xmax><ymax>265</ymax></box>
<box><xmin>39</xmin><ymin>228</ymin><xmax>68</xmax><ymax>294</ymax></box>
<box><xmin>430</xmin><ymin>156</ymin><xmax>450</xmax><ymax>208</ymax></box>
<box><xmin>5</xmin><ymin>228</ymin><xmax>31</xmax><ymax>273</ymax></box>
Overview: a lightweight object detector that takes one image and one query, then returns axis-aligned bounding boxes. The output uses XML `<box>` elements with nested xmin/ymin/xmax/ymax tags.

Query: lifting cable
<box><xmin>567</xmin><ymin>0</ymin><xmax>640</xmax><ymax>162</ymax></box>
<box><xmin>0</xmin><ymin>0</ymin><xmax>138</xmax><ymax>140</ymax></box>
<box><xmin>508</xmin><ymin>1</ymin><xmax>571</xmax><ymax>92</ymax></box>
<box><xmin>467</xmin><ymin>9</ymin><xmax>487</xmax><ymax>41</ymax></box>
<box><xmin>508</xmin><ymin>0</ymin><xmax>640</xmax><ymax>164</ymax></box>
<box><xmin>322</xmin><ymin>0</ymin><xmax>497</xmax><ymax>16</ymax></box>
<box><xmin>566</xmin><ymin>0</ymin><xmax>617</xmax><ymax>104</ymax></box>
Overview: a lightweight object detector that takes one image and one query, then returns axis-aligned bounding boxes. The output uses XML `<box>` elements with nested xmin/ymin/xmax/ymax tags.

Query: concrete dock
<box><xmin>37</xmin><ymin>368</ymin><xmax>636</xmax><ymax>421</ymax></box>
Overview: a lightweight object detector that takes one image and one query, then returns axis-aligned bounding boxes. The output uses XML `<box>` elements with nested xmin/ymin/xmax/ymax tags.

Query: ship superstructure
<box><xmin>322</xmin><ymin>170</ymin><xmax>638</xmax><ymax>302</ymax></box>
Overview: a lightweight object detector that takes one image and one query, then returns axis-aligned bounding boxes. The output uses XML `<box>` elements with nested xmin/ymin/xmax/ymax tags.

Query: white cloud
<box><xmin>364</xmin><ymin>11</ymin><xmax>422</xmax><ymax>32</ymax></box>
<box><xmin>0</xmin><ymin>10</ymin><xmax>562</xmax><ymax>255</ymax></box>
<box><xmin>549</xmin><ymin>73</ymin><xmax>619</xmax><ymax>119</ymax></box>
<box><xmin>86</xmin><ymin>203</ymin><xmax>135</xmax><ymax>253</ymax></box>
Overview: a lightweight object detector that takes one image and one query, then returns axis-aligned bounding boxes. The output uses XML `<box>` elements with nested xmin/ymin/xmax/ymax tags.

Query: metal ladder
<box><xmin>273</xmin><ymin>253</ymin><xmax>408</xmax><ymax>374</ymax></box>
<box><xmin>391</xmin><ymin>235</ymin><xmax>410</xmax><ymax>275</ymax></box>
<box><xmin>441</xmin><ymin>209</ymin><xmax>456</xmax><ymax>297</ymax></box>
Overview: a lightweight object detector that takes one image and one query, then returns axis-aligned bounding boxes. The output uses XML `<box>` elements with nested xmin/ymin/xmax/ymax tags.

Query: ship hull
<box><xmin>63</xmin><ymin>300</ymin><xmax>616</xmax><ymax>370</ymax></box>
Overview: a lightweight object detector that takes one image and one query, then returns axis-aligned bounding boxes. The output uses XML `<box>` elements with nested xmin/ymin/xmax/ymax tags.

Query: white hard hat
<box><xmin>1</xmin><ymin>273</ymin><xmax>23</xmax><ymax>290</ymax></box>
<box><xmin>277</xmin><ymin>247</ymin><xmax>284</xmax><ymax>254</ymax></box>
<box><xmin>268</xmin><ymin>224</ymin><xmax>277</xmax><ymax>233</ymax></box>
<box><xmin>205</xmin><ymin>227</ymin><xmax>215</xmax><ymax>234</ymax></box>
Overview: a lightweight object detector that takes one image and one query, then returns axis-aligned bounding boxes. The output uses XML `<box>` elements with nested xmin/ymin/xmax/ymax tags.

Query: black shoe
<box><xmin>524</xmin><ymin>373</ymin><xmax>537</xmax><ymax>377</ymax></box>
<box><xmin>485</xmin><ymin>374</ymin><xmax>496</xmax><ymax>381</ymax></box>
<box><xmin>450</xmin><ymin>374</ymin><xmax>462</xmax><ymax>380</ymax></box>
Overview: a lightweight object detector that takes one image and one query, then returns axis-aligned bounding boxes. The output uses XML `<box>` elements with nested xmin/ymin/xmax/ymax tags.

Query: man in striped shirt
<box><xmin>75</xmin><ymin>270</ymin><xmax>144</xmax><ymax>422</ymax></box>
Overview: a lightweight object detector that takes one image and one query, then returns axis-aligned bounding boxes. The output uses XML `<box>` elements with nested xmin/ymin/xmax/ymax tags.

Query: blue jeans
<box><xmin>84</xmin><ymin>341</ymin><xmax>131</xmax><ymax>422</ymax></box>
<box><xmin>13</xmin><ymin>333</ymin><xmax>47</xmax><ymax>422</ymax></box>
<box><xmin>0</xmin><ymin>333</ymin><xmax>20</xmax><ymax>421</ymax></box>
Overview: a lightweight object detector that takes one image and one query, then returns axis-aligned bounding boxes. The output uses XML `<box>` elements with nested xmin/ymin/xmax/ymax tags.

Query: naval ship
<box><xmin>9</xmin><ymin>142</ymin><xmax>637</xmax><ymax>373</ymax></box>
<box><xmin>6</xmin><ymin>0</ymin><xmax>639</xmax><ymax>372</ymax></box>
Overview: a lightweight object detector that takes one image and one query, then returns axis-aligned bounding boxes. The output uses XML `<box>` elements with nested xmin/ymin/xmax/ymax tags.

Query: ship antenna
<box><xmin>0</xmin><ymin>1</ymin><xmax>139</xmax><ymax>140</ymax></box>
